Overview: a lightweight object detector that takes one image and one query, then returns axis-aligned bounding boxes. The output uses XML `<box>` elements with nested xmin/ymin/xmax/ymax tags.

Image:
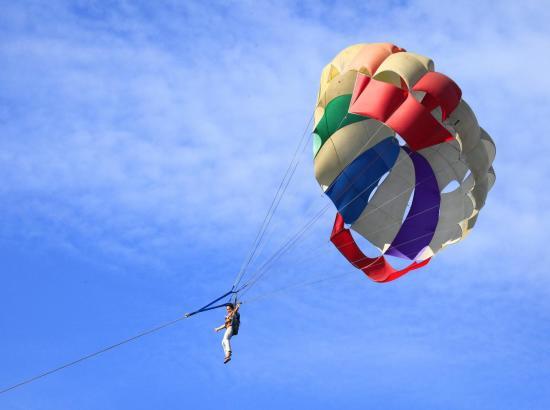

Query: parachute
<box><xmin>314</xmin><ymin>43</ymin><xmax>496</xmax><ymax>282</ymax></box>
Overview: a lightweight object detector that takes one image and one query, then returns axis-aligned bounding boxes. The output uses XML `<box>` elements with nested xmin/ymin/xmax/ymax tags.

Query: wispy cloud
<box><xmin>1</xmin><ymin>0</ymin><xmax>548</xmax><ymax>278</ymax></box>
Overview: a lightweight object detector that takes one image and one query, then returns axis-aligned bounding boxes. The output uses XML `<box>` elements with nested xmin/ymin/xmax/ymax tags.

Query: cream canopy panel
<box><xmin>417</xmin><ymin>102</ymin><xmax>496</xmax><ymax>258</ymax></box>
<box><xmin>351</xmin><ymin>150</ymin><xmax>415</xmax><ymax>252</ymax></box>
<box><xmin>373</xmin><ymin>52</ymin><xmax>434</xmax><ymax>89</ymax></box>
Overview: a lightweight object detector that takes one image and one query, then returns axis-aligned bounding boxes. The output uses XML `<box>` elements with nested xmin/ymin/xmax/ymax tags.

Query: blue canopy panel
<box><xmin>325</xmin><ymin>137</ymin><xmax>400</xmax><ymax>224</ymax></box>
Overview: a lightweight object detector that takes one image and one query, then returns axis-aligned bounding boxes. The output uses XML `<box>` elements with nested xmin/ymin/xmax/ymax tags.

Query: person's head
<box><xmin>226</xmin><ymin>303</ymin><xmax>234</xmax><ymax>312</ymax></box>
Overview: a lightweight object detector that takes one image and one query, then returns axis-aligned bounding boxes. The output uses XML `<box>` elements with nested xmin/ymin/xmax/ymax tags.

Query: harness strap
<box><xmin>184</xmin><ymin>290</ymin><xmax>236</xmax><ymax>318</ymax></box>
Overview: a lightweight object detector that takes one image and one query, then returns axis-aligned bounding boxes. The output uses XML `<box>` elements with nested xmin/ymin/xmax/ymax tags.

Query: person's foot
<box><xmin>224</xmin><ymin>356</ymin><xmax>231</xmax><ymax>364</ymax></box>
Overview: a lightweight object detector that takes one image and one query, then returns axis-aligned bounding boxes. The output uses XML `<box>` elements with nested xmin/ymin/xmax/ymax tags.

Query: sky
<box><xmin>1</xmin><ymin>0</ymin><xmax>550</xmax><ymax>409</ymax></box>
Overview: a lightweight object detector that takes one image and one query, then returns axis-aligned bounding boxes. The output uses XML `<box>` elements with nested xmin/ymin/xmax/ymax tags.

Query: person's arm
<box><xmin>214</xmin><ymin>324</ymin><xmax>226</xmax><ymax>332</ymax></box>
<box><xmin>234</xmin><ymin>302</ymin><xmax>241</xmax><ymax>313</ymax></box>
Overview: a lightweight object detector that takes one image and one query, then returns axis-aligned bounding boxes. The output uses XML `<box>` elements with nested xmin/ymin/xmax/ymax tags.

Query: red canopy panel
<box><xmin>330</xmin><ymin>213</ymin><xmax>431</xmax><ymax>283</ymax></box>
<box><xmin>349</xmin><ymin>72</ymin><xmax>462</xmax><ymax>151</ymax></box>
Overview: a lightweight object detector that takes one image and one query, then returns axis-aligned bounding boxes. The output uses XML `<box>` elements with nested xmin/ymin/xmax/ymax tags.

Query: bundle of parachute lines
<box><xmin>313</xmin><ymin>43</ymin><xmax>496</xmax><ymax>283</ymax></box>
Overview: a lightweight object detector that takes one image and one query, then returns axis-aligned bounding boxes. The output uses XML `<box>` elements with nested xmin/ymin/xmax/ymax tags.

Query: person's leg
<box><xmin>221</xmin><ymin>335</ymin><xmax>228</xmax><ymax>356</ymax></box>
<box><xmin>222</xmin><ymin>327</ymin><xmax>233</xmax><ymax>360</ymax></box>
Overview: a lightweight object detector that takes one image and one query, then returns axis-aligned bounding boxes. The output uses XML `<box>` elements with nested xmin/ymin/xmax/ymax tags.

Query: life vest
<box><xmin>231</xmin><ymin>312</ymin><xmax>240</xmax><ymax>335</ymax></box>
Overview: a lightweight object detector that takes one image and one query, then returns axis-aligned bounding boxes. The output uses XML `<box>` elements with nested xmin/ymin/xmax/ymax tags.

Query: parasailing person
<box><xmin>214</xmin><ymin>302</ymin><xmax>241</xmax><ymax>364</ymax></box>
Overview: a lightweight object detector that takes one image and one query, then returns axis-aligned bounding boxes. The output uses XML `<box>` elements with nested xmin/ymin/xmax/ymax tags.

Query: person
<box><xmin>214</xmin><ymin>302</ymin><xmax>240</xmax><ymax>364</ymax></box>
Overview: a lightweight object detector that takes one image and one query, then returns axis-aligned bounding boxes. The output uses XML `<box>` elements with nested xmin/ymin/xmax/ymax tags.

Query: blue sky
<box><xmin>1</xmin><ymin>0</ymin><xmax>550</xmax><ymax>409</ymax></box>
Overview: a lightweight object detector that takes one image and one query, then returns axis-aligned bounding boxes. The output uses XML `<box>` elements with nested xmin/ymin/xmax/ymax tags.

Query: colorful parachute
<box><xmin>314</xmin><ymin>43</ymin><xmax>496</xmax><ymax>282</ymax></box>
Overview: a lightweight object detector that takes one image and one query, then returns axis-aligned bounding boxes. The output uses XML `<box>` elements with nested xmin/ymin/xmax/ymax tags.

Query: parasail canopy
<box><xmin>314</xmin><ymin>43</ymin><xmax>496</xmax><ymax>282</ymax></box>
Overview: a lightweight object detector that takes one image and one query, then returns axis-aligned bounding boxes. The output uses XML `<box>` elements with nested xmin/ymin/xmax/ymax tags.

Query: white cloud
<box><xmin>0</xmin><ymin>0</ymin><xmax>548</xmax><ymax>285</ymax></box>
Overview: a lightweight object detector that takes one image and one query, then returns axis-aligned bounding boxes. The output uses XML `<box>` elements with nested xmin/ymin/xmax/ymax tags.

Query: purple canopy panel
<box><xmin>385</xmin><ymin>147</ymin><xmax>440</xmax><ymax>260</ymax></box>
